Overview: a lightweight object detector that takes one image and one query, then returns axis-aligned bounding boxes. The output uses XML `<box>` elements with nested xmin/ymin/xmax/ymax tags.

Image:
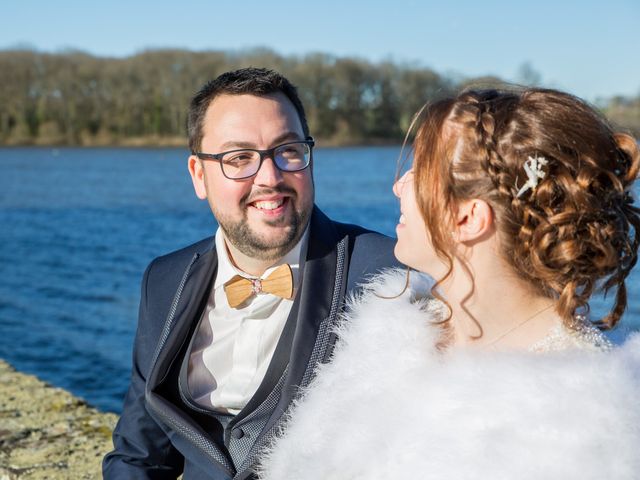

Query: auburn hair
<box><xmin>412</xmin><ymin>88</ymin><xmax>640</xmax><ymax>329</ymax></box>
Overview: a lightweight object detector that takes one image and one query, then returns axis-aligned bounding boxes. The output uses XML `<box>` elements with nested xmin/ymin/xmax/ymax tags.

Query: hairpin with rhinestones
<box><xmin>516</xmin><ymin>155</ymin><xmax>549</xmax><ymax>198</ymax></box>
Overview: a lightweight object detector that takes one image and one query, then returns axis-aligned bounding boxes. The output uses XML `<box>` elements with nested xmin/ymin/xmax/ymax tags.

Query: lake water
<box><xmin>1</xmin><ymin>146</ymin><xmax>638</xmax><ymax>413</ymax></box>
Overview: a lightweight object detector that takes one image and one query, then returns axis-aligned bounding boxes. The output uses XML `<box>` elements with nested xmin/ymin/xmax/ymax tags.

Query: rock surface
<box><xmin>0</xmin><ymin>359</ymin><xmax>118</xmax><ymax>479</ymax></box>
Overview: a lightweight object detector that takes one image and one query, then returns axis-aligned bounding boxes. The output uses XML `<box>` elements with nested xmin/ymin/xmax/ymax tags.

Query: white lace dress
<box><xmin>529</xmin><ymin>315</ymin><xmax>613</xmax><ymax>352</ymax></box>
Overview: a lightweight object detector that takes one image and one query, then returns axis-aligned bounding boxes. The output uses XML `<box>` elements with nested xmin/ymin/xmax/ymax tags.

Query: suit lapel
<box><xmin>146</xmin><ymin>247</ymin><xmax>238</xmax><ymax>477</ymax></box>
<box><xmin>283</xmin><ymin>208</ymin><xmax>343</xmax><ymax>390</ymax></box>
<box><xmin>148</xmin><ymin>248</ymin><xmax>217</xmax><ymax>386</ymax></box>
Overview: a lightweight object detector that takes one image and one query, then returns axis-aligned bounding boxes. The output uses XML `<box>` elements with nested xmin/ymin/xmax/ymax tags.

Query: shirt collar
<box><xmin>214</xmin><ymin>223</ymin><xmax>310</xmax><ymax>291</ymax></box>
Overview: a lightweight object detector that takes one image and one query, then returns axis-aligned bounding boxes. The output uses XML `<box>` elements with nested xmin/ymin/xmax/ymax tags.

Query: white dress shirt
<box><xmin>187</xmin><ymin>226</ymin><xmax>309</xmax><ymax>414</ymax></box>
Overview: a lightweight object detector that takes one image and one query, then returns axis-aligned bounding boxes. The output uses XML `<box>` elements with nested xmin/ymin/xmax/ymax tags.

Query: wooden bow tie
<box><xmin>223</xmin><ymin>264</ymin><xmax>293</xmax><ymax>309</ymax></box>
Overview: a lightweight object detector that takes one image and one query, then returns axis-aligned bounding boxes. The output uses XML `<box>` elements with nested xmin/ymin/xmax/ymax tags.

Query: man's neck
<box><xmin>224</xmin><ymin>241</ymin><xmax>282</xmax><ymax>277</ymax></box>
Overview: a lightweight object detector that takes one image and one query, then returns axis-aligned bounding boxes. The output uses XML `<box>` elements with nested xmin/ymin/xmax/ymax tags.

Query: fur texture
<box><xmin>259</xmin><ymin>269</ymin><xmax>640</xmax><ymax>480</ymax></box>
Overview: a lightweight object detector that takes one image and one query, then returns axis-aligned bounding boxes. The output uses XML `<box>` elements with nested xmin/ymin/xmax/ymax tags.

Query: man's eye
<box><xmin>224</xmin><ymin>153</ymin><xmax>254</xmax><ymax>165</ymax></box>
<box><xmin>280</xmin><ymin>145</ymin><xmax>304</xmax><ymax>157</ymax></box>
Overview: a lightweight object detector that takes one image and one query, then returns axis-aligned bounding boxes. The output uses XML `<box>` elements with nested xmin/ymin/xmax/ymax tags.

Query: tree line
<box><xmin>0</xmin><ymin>48</ymin><xmax>638</xmax><ymax>147</ymax></box>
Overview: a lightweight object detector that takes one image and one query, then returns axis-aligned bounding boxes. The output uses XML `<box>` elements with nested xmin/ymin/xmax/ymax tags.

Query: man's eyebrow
<box><xmin>217</xmin><ymin>132</ymin><xmax>304</xmax><ymax>152</ymax></box>
<box><xmin>271</xmin><ymin>131</ymin><xmax>305</xmax><ymax>145</ymax></box>
<box><xmin>217</xmin><ymin>140</ymin><xmax>255</xmax><ymax>151</ymax></box>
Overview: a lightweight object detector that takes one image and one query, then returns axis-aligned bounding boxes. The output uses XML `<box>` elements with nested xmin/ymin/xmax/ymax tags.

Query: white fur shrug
<box><xmin>260</xmin><ymin>269</ymin><xmax>640</xmax><ymax>480</ymax></box>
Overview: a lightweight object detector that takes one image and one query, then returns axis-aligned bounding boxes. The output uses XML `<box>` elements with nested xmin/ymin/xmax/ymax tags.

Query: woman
<box><xmin>260</xmin><ymin>89</ymin><xmax>640</xmax><ymax>479</ymax></box>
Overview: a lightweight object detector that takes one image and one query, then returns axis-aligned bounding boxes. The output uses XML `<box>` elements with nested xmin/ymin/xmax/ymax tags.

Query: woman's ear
<box><xmin>453</xmin><ymin>199</ymin><xmax>494</xmax><ymax>243</ymax></box>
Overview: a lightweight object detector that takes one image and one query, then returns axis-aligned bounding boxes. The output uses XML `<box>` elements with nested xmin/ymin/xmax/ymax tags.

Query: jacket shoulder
<box><xmin>331</xmin><ymin>220</ymin><xmax>396</xmax><ymax>252</ymax></box>
<box><xmin>142</xmin><ymin>237</ymin><xmax>213</xmax><ymax>291</ymax></box>
<box><xmin>329</xmin><ymin>220</ymin><xmax>401</xmax><ymax>292</ymax></box>
<box><xmin>148</xmin><ymin>236</ymin><xmax>214</xmax><ymax>274</ymax></box>
<box><xmin>138</xmin><ymin>237</ymin><xmax>215</xmax><ymax>342</ymax></box>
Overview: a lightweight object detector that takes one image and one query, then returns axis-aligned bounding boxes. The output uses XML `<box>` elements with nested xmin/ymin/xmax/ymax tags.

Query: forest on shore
<box><xmin>1</xmin><ymin>48</ymin><xmax>638</xmax><ymax>147</ymax></box>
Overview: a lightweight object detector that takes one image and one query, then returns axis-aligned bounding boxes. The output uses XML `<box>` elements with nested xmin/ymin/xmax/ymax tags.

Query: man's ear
<box><xmin>454</xmin><ymin>199</ymin><xmax>494</xmax><ymax>243</ymax></box>
<box><xmin>188</xmin><ymin>155</ymin><xmax>208</xmax><ymax>200</ymax></box>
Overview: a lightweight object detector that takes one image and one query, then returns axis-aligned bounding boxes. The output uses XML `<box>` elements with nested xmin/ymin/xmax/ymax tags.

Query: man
<box><xmin>103</xmin><ymin>67</ymin><xmax>397</xmax><ymax>479</ymax></box>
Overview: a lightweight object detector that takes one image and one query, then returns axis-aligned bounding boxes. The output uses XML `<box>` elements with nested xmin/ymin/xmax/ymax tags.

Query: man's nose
<box><xmin>253</xmin><ymin>156</ymin><xmax>284</xmax><ymax>186</ymax></box>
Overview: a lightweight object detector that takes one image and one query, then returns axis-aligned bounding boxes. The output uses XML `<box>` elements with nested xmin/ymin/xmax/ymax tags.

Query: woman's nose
<box><xmin>393</xmin><ymin>170</ymin><xmax>409</xmax><ymax>198</ymax></box>
<box><xmin>393</xmin><ymin>179</ymin><xmax>401</xmax><ymax>198</ymax></box>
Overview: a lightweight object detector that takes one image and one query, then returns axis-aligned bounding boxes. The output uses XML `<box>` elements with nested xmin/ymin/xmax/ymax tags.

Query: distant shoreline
<box><xmin>2</xmin><ymin>49</ymin><xmax>637</xmax><ymax>148</ymax></box>
<box><xmin>0</xmin><ymin>138</ymin><xmax>405</xmax><ymax>149</ymax></box>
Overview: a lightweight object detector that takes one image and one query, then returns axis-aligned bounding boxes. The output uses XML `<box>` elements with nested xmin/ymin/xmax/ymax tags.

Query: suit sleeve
<box><xmin>102</xmin><ymin>261</ymin><xmax>184</xmax><ymax>479</ymax></box>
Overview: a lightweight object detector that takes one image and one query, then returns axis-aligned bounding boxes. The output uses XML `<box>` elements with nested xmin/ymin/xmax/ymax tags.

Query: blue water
<box><xmin>0</xmin><ymin>147</ymin><xmax>638</xmax><ymax>413</ymax></box>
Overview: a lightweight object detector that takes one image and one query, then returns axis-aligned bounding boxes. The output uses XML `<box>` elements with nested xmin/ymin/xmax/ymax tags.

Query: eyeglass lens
<box><xmin>221</xmin><ymin>142</ymin><xmax>311</xmax><ymax>179</ymax></box>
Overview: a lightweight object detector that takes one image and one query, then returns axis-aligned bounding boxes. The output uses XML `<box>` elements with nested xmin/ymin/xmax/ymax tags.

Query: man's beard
<box><xmin>214</xmin><ymin>187</ymin><xmax>312</xmax><ymax>262</ymax></box>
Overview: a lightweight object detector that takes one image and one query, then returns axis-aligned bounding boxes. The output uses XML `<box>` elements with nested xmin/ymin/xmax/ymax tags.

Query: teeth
<box><xmin>399</xmin><ymin>214</ymin><xmax>405</xmax><ymax>224</ymax></box>
<box><xmin>254</xmin><ymin>199</ymin><xmax>284</xmax><ymax>210</ymax></box>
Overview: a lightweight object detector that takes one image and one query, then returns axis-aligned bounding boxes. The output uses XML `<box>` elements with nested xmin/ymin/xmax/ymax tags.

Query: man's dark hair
<box><xmin>188</xmin><ymin>67</ymin><xmax>309</xmax><ymax>153</ymax></box>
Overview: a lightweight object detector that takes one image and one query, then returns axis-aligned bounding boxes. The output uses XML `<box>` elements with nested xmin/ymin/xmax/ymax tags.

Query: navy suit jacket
<box><xmin>103</xmin><ymin>207</ymin><xmax>398</xmax><ymax>479</ymax></box>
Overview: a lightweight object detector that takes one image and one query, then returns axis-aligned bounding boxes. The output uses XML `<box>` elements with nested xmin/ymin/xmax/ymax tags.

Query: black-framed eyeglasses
<box><xmin>194</xmin><ymin>138</ymin><xmax>314</xmax><ymax>180</ymax></box>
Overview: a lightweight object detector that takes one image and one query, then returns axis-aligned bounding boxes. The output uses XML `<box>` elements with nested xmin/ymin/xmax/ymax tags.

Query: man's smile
<box><xmin>248</xmin><ymin>196</ymin><xmax>290</xmax><ymax>218</ymax></box>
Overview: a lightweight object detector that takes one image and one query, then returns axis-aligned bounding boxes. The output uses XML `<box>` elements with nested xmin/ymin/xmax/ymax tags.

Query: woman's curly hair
<box><xmin>412</xmin><ymin>88</ymin><xmax>640</xmax><ymax>329</ymax></box>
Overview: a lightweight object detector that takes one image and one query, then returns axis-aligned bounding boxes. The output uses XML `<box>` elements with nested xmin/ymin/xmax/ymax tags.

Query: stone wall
<box><xmin>0</xmin><ymin>360</ymin><xmax>118</xmax><ymax>479</ymax></box>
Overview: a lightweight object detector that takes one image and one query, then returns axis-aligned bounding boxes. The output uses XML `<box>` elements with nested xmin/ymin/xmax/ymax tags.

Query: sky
<box><xmin>3</xmin><ymin>0</ymin><xmax>639</xmax><ymax>101</ymax></box>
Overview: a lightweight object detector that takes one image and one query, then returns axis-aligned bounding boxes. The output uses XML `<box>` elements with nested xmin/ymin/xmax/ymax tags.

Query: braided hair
<box><xmin>412</xmin><ymin>88</ymin><xmax>640</xmax><ymax>329</ymax></box>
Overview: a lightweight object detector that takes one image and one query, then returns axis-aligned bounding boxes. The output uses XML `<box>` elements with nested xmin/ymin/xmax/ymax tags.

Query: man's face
<box><xmin>188</xmin><ymin>92</ymin><xmax>314</xmax><ymax>262</ymax></box>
